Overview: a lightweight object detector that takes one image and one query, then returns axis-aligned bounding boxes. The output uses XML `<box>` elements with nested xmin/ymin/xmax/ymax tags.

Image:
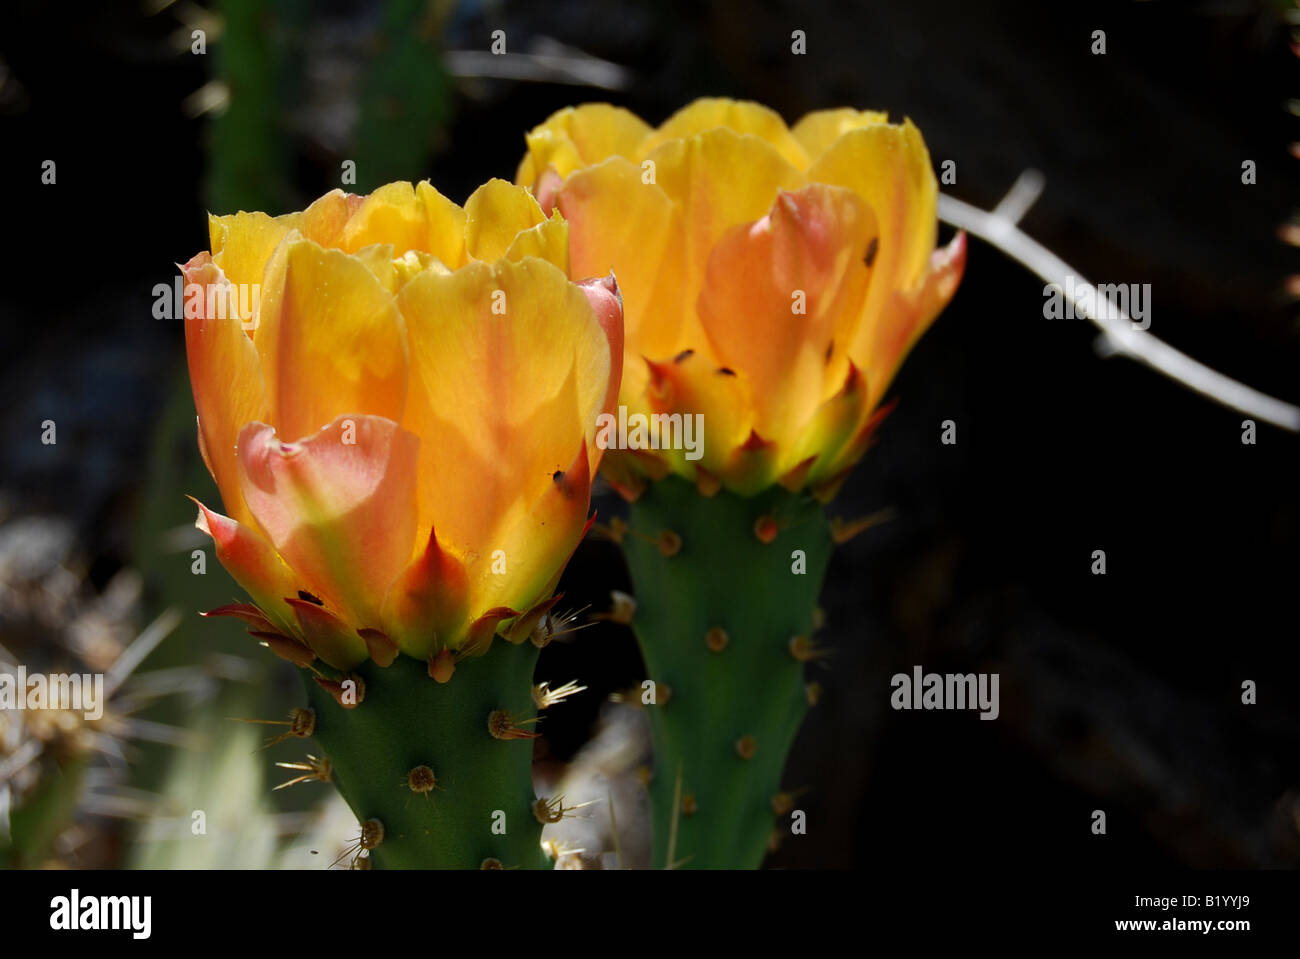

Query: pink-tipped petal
<box><xmin>236</xmin><ymin>415</ymin><xmax>420</xmax><ymax>628</ymax></box>
<box><xmin>191</xmin><ymin>497</ymin><xmax>297</xmax><ymax>635</ymax></box>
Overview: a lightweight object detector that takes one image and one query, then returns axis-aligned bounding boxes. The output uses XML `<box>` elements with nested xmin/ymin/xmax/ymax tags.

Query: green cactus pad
<box><xmin>623</xmin><ymin>474</ymin><xmax>833</xmax><ymax>868</ymax></box>
<box><xmin>304</xmin><ymin>640</ymin><xmax>548</xmax><ymax>869</ymax></box>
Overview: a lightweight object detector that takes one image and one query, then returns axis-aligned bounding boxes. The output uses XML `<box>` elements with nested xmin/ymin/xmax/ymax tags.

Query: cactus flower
<box><xmin>182</xmin><ymin>179</ymin><xmax>623</xmax><ymax>674</ymax></box>
<box><xmin>517</xmin><ymin>97</ymin><xmax>965</xmax><ymax>499</ymax></box>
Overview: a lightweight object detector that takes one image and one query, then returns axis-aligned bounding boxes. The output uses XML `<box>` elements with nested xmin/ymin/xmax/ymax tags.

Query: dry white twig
<box><xmin>938</xmin><ymin>173</ymin><xmax>1300</xmax><ymax>432</ymax></box>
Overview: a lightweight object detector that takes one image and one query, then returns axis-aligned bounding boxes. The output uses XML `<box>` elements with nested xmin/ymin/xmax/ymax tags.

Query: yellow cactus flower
<box><xmin>182</xmin><ymin>179</ymin><xmax>623</xmax><ymax>673</ymax></box>
<box><xmin>517</xmin><ymin>97</ymin><xmax>965</xmax><ymax>500</ymax></box>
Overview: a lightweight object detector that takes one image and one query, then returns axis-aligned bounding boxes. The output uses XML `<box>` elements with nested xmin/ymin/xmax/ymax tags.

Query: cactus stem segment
<box><xmin>305</xmin><ymin>642</ymin><xmax>548</xmax><ymax>868</ymax></box>
<box><xmin>623</xmin><ymin>474</ymin><xmax>833</xmax><ymax>868</ymax></box>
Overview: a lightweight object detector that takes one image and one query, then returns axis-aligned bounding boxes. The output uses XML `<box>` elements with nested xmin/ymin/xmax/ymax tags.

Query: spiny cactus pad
<box><xmin>303</xmin><ymin>641</ymin><xmax>548</xmax><ymax>869</ymax></box>
<box><xmin>622</xmin><ymin>475</ymin><xmax>834</xmax><ymax>868</ymax></box>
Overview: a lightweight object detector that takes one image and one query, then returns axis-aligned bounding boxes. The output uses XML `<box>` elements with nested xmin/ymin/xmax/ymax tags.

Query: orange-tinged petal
<box><xmin>558</xmin><ymin>156</ymin><xmax>684</xmax><ymax>363</ymax></box>
<box><xmin>396</xmin><ymin>257</ymin><xmax>607</xmax><ymax>547</ymax></box>
<box><xmin>298</xmin><ymin>189</ymin><xmax>365</xmax><ymax>249</ymax></box>
<box><xmin>638</xmin><ymin>98</ymin><xmax>809</xmax><ymax>170</ymax></box>
<box><xmin>254</xmin><ymin>236</ymin><xmax>408</xmax><ymax>442</ymax></box>
<box><xmin>191</xmin><ymin>497</ymin><xmax>297</xmax><ymax>635</ymax></box>
<box><xmin>181</xmin><ymin>253</ymin><xmax>269</xmax><ymax>527</ymax></box>
<box><xmin>862</xmin><ymin>231</ymin><xmax>967</xmax><ymax>413</ymax></box>
<box><xmin>381</xmin><ymin>525</ymin><xmax>471</xmax><ymax>659</ymax></box>
<box><xmin>647</xmin><ymin>127</ymin><xmax>807</xmax><ymax>354</ymax></box>
<box><xmin>464</xmin><ymin>178</ymin><xmax>548</xmax><ymax>262</ymax></box>
<box><xmin>806</xmin><ymin>119</ymin><xmax>940</xmax><ymax>362</ymax></box>
<box><xmin>236</xmin><ymin>415</ymin><xmax>419</xmax><ymax>628</ymax></box>
<box><xmin>697</xmin><ymin>185</ymin><xmax>876</xmax><ymax>441</ymax></box>
<box><xmin>791</xmin><ymin>107</ymin><xmax>889</xmax><ymax>159</ymax></box>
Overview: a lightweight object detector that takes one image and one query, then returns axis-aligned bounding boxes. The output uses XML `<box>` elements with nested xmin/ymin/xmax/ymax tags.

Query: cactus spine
<box><xmin>622</xmin><ymin>474</ymin><xmax>833</xmax><ymax>868</ymax></box>
<box><xmin>302</xmin><ymin>641</ymin><xmax>548</xmax><ymax>869</ymax></box>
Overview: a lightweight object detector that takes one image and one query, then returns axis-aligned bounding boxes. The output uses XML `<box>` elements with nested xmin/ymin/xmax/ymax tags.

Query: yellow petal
<box><xmin>334</xmin><ymin>181</ymin><xmax>467</xmax><ymax>268</ymax></box>
<box><xmin>208</xmin><ymin>210</ymin><xmax>303</xmax><ymax>296</ymax></box>
<box><xmin>637</xmin><ymin>97</ymin><xmax>809</xmax><ymax>170</ymax></box>
<box><xmin>518</xmin><ymin>103</ymin><xmax>652</xmax><ymax>183</ymax></box>
<box><xmin>417</xmin><ymin>180</ymin><xmax>469</xmax><ymax>269</ymax></box>
<box><xmin>350</xmin><ymin>242</ymin><xmax>399</xmax><ymax>292</ymax></box>
<box><xmin>255</xmin><ymin>236</ymin><xmax>408</xmax><ymax>442</ymax></box>
<box><xmin>639</xmin><ymin>351</ymin><xmax>754</xmax><ymax>481</ymax></box>
<box><xmin>791</xmin><ymin>107</ymin><xmax>889</xmax><ymax>160</ymax></box>
<box><xmin>464</xmin><ymin>178</ymin><xmax>548</xmax><ymax>262</ymax></box>
<box><xmin>338</xmin><ymin>181</ymin><xmax>427</xmax><ymax>254</ymax></box>
<box><xmin>487</xmin><ymin>439</ymin><xmax>593</xmax><ymax>628</ymax></box>
<box><xmin>503</xmin><ymin>212</ymin><xmax>569</xmax><ymax>272</ymax></box>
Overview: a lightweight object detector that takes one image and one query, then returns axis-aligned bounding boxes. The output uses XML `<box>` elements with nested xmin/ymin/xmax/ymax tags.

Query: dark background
<box><xmin>1</xmin><ymin>0</ymin><xmax>1297</xmax><ymax>869</ymax></box>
